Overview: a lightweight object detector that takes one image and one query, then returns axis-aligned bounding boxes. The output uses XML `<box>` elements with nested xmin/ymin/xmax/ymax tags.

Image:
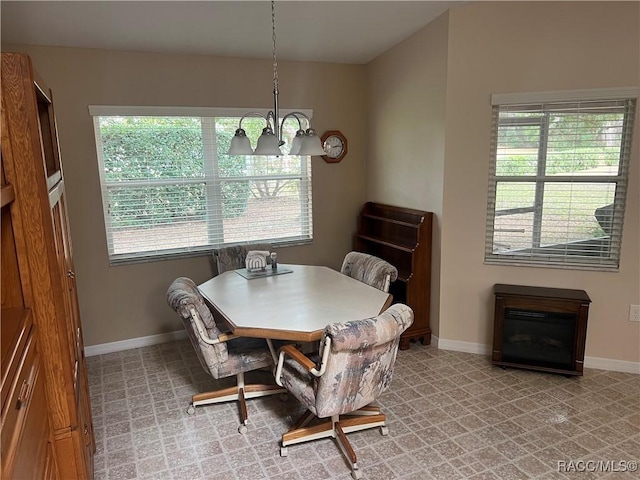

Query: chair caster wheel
<box><xmin>238</xmin><ymin>424</ymin><xmax>248</xmax><ymax>434</ymax></box>
<box><xmin>186</xmin><ymin>405</ymin><xmax>195</xmax><ymax>415</ymax></box>
<box><xmin>351</xmin><ymin>469</ymin><xmax>362</xmax><ymax>479</ymax></box>
<box><xmin>280</xmin><ymin>446</ymin><xmax>288</xmax><ymax>457</ymax></box>
<box><xmin>380</xmin><ymin>425</ymin><xmax>389</xmax><ymax>436</ymax></box>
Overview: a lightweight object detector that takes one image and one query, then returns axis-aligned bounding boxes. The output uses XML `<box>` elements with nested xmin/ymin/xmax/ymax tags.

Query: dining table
<box><xmin>197</xmin><ymin>264</ymin><xmax>393</xmax><ymax>359</ymax></box>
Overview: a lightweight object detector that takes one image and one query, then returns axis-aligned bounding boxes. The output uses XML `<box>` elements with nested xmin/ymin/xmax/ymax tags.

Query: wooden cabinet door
<box><xmin>9</xmin><ymin>359</ymin><xmax>51</xmax><ymax>480</ymax></box>
<box><xmin>49</xmin><ymin>182</ymin><xmax>95</xmax><ymax>466</ymax></box>
<box><xmin>1</xmin><ymin>329</ymin><xmax>58</xmax><ymax>480</ymax></box>
<box><xmin>43</xmin><ymin>440</ymin><xmax>60</xmax><ymax>480</ymax></box>
<box><xmin>50</xmin><ymin>184</ymin><xmax>80</xmax><ymax>392</ymax></box>
<box><xmin>77</xmin><ymin>384</ymin><xmax>94</xmax><ymax>479</ymax></box>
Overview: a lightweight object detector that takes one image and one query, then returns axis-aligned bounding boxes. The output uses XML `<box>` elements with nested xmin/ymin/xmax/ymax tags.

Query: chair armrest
<box><xmin>216</xmin><ymin>332</ymin><xmax>240</xmax><ymax>344</ymax></box>
<box><xmin>274</xmin><ymin>338</ymin><xmax>332</xmax><ymax>386</ymax></box>
<box><xmin>280</xmin><ymin>345</ymin><xmax>317</xmax><ymax>371</ymax></box>
<box><xmin>189</xmin><ymin>307</ymin><xmax>239</xmax><ymax>345</ymax></box>
<box><xmin>383</xmin><ymin>273</ymin><xmax>391</xmax><ymax>294</ymax></box>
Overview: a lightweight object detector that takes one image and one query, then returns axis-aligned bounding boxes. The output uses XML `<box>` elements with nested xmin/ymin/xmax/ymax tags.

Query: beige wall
<box><xmin>367</xmin><ymin>12</ymin><xmax>449</xmax><ymax>336</ymax></box>
<box><xmin>3</xmin><ymin>45</ymin><xmax>369</xmax><ymax>346</ymax></box>
<box><xmin>440</xmin><ymin>1</ymin><xmax>639</xmax><ymax>362</ymax></box>
<box><xmin>366</xmin><ymin>1</ymin><xmax>639</xmax><ymax>363</ymax></box>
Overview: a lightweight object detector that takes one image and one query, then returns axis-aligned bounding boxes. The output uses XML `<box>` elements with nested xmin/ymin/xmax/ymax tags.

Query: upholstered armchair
<box><xmin>275</xmin><ymin>303</ymin><xmax>414</xmax><ymax>479</ymax></box>
<box><xmin>167</xmin><ymin>277</ymin><xmax>285</xmax><ymax>433</ymax></box>
<box><xmin>213</xmin><ymin>243</ymin><xmax>273</xmax><ymax>274</ymax></box>
<box><xmin>340</xmin><ymin>251</ymin><xmax>398</xmax><ymax>293</ymax></box>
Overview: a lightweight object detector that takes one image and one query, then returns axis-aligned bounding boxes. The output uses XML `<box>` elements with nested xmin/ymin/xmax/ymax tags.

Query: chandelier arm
<box><xmin>237</xmin><ymin>112</ymin><xmax>270</xmax><ymax>131</ymax></box>
<box><xmin>265</xmin><ymin>110</ymin><xmax>276</xmax><ymax>124</ymax></box>
<box><xmin>279</xmin><ymin>112</ymin><xmax>308</xmax><ymax>132</ymax></box>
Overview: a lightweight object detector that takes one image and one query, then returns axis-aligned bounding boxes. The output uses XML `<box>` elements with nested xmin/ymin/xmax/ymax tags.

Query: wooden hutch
<box><xmin>355</xmin><ymin>202</ymin><xmax>433</xmax><ymax>349</ymax></box>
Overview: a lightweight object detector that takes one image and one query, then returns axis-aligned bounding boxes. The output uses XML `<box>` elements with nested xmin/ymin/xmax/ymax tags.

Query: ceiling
<box><xmin>1</xmin><ymin>1</ymin><xmax>465</xmax><ymax>64</ymax></box>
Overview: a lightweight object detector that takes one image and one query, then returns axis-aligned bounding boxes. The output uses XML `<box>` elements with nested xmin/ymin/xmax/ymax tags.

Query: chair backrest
<box><xmin>314</xmin><ymin>303</ymin><xmax>414</xmax><ymax>418</ymax></box>
<box><xmin>166</xmin><ymin>277</ymin><xmax>228</xmax><ymax>377</ymax></box>
<box><xmin>340</xmin><ymin>251</ymin><xmax>398</xmax><ymax>293</ymax></box>
<box><xmin>213</xmin><ymin>243</ymin><xmax>273</xmax><ymax>274</ymax></box>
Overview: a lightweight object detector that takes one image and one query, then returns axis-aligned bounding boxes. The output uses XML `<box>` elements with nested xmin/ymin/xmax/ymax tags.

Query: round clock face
<box><xmin>321</xmin><ymin>131</ymin><xmax>347</xmax><ymax>163</ymax></box>
<box><xmin>324</xmin><ymin>135</ymin><xmax>345</xmax><ymax>158</ymax></box>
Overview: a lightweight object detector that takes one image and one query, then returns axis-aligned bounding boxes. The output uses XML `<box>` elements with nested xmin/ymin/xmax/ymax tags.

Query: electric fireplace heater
<box><xmin>492</xmin><ymin>284</ymin><xmax>591</xmax><ymax>376</ymax></box>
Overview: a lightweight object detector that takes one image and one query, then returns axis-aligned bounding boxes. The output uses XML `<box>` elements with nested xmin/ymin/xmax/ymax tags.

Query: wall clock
<box><xmin>321</xmin><ymin>130</ymin><xmax>348</xmax><ymax>163</ymax></box>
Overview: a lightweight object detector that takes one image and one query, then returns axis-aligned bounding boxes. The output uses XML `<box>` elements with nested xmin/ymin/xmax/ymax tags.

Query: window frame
<box><xmin>89</xmin><ymin>106</ymin><xmax>314</xmax><ymax>265</ymax></box>
<box><xmin>485</xmin><ymin>88</ymin><xmax>638</xmax><ymax>270</ymax></box>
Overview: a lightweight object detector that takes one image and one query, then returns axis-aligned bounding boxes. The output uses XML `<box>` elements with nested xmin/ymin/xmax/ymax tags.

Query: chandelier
<box><xmin>227</xmin><ymin>0</ymin><xmax>325</xmax><ymax>156</ymax></box>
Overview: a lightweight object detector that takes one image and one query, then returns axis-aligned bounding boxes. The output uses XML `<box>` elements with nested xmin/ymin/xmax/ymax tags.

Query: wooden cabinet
<box><xmin>355</xmin><ymin>202</ymin><xmax>433</xmax><ymax>349</ymax></box>
<box><xmin>492</xmin><ymin>284</ymin><xmax>591</xmax><ymax>376</ymax></box>
<box><xmin>1</xmin><ymin>310</ymin><xmax>55</xmax><ymax>480</ymax></box>
<box><xmin>1</xmin><ymin>53</ymin><xmax>94</xmax><ymax>479</ymax></box>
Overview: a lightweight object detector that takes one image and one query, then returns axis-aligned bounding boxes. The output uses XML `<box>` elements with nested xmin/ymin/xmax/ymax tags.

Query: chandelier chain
<box><xmin>226</xmin><ymin>0</ymin><xmax>324</xmax><ymax>156</ymax></box>
<box><xmin>271</xmin><ymin>0</ymin><xmax>278</xmax><ymax>93</ymax></box>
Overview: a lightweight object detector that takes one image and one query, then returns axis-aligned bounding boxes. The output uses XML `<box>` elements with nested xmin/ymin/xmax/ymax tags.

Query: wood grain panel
<box><xmin>1</xmin><ymin>52</ymin><xmax>93</xmax><ymax>479</ymax></box>
<box><xmin>1</xmin><ymin>207</ymin><xmax>23</xmax><ymax>309</ymax></box>
<box><xmin>1</xmin><ymin>54</ymin><xmax>75</xmax><ymax>430</ymax></box>
<box><xmin>7</xmin><ymin>356</ymin><xmax>50</xmax><ymax>480</ymax></box>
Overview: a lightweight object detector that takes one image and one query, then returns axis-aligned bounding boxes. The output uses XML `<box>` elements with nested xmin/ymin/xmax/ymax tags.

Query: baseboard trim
<box><xmin>435</xmin><ymin>337</ymin><xmax>491</xmax><ymax>356</ymax></box>
<box><xmin>85</xmin><ymin>330</ymin><xmax>187</xmax><ymax>357</ymax></box>
<box><xmin>434</xmin><ymin>337</ymin><xmax>639</xmax><ymax>374</ymax></box>
<box><xmin>583</xmin><ymin>355</ymin><xmax>640</xmax><ymax>374</ymax></box>
<box><xmin>86</xmin><ymin>331</ymin><xmax>639</xmax><ymax>374</ymax></box>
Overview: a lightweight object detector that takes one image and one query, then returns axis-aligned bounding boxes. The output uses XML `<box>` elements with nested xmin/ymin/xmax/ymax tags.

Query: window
<box><xmin>90</xmin><ymin>106</ymin><xmax>313</xmax><ymax>264</ymax></box>
<box><xmin>485</xmin><ymin>89</ymin><xmax>637</xmax><ymax>270</ymax></box>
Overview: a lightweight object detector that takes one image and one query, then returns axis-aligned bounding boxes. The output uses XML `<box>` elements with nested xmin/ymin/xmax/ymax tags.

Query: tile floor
<box><xmin>87</xmin><ymin>340</ymin><xmax>639</xmax><ymax>480</ymax></box>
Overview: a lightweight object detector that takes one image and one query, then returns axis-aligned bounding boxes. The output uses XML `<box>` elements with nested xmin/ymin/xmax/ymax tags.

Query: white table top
<box><xmin>198</xmin><ymin>264</ymin><xmax>392</xmax><ymax>342</ymax></box>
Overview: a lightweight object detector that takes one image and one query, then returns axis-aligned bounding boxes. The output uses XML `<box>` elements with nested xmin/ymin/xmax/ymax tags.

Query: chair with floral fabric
<box><xmin>274</xmin><ymin>303</ymin><xmax>414</xmax><ymax>479</ymax></box>
<box><xmin>340</xmin><ymin>251</ymin><xmax>398</xmax><ymax>293</ymax></box>
<box><xmin>213</xmin><ymin>243</ymin><xmax>273</xmax><ymax>274</ymax></box>
<box><xmin>167</xmin><ymin>277</ymin><xmax>285</xmax><ymax>433</ymax></box>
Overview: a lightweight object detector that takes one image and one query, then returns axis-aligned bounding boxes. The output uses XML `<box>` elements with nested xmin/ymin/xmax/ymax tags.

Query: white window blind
<box><xmin>90</xmin><ymin>106</ymin><xmax>313</xmax><ymax>264</ymax></box>
<box><xmin>485</xmin><ymin>90</ymin><xmax>637</xmax><ymax>270</ymax></box>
